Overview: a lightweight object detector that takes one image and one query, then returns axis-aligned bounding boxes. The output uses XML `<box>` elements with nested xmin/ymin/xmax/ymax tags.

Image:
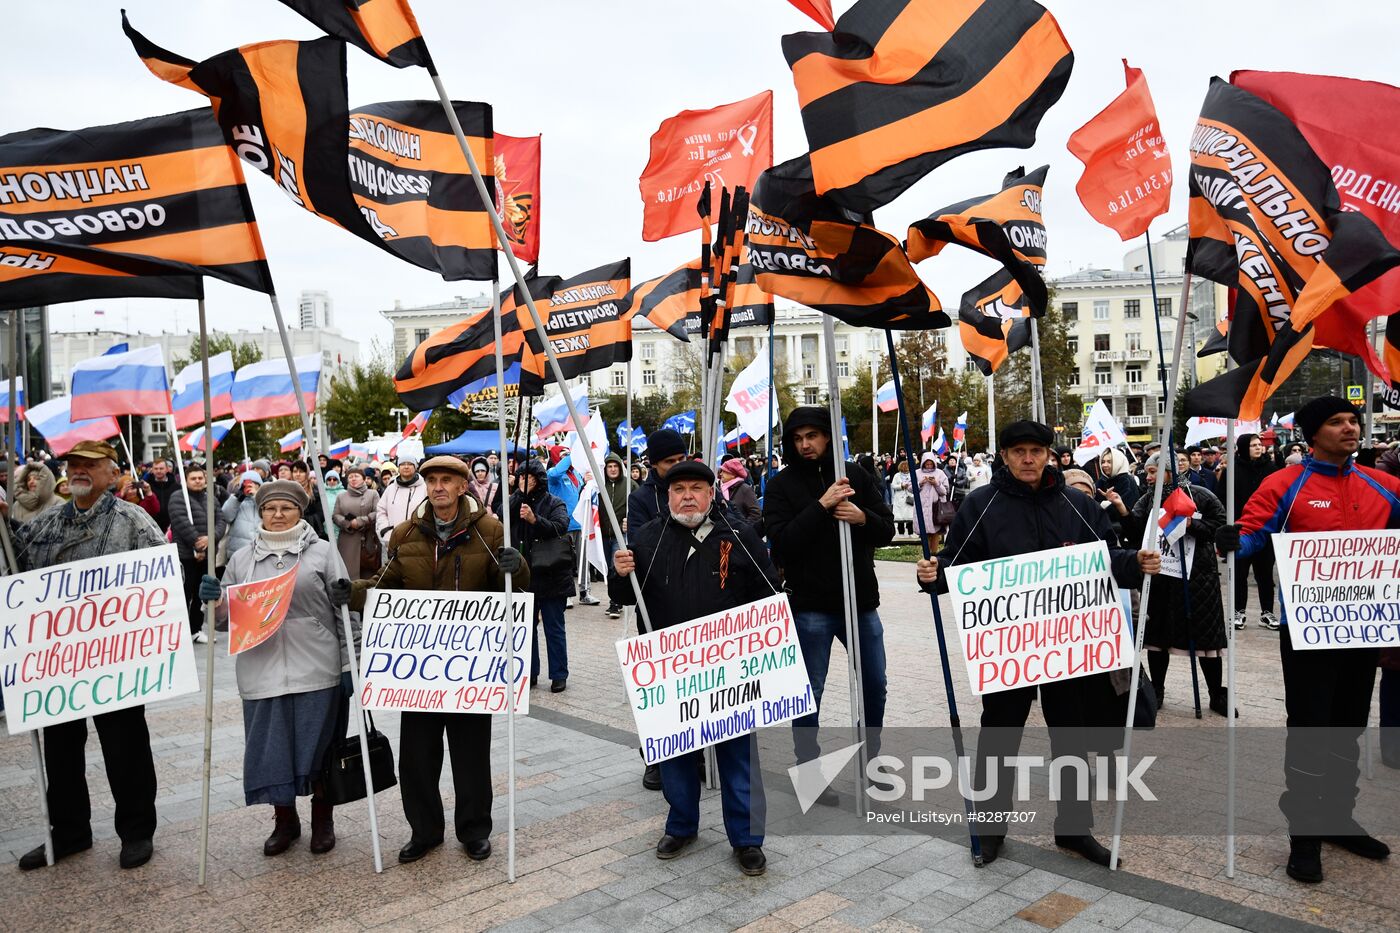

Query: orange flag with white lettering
<box><xmin>1067</xmin><ymin>60</ymin><xmax>1172</xmax><ymax>241</ymax></box>
<box><xmin>227</xmin><ymin>565</ymin><xmax>299</xmax><ymax>656</ymax></box>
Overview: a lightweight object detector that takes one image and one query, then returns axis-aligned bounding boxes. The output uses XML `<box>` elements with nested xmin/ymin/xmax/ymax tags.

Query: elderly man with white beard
<box><xmin>610</xmin><ymin>460</ymin><xmax>782</xmax><ymax>876</ymax></box>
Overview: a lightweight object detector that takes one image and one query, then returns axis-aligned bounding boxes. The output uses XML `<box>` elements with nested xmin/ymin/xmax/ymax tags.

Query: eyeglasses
<box><xmin>260</xmin><ymin>504</ymin><xmax>301</xmax><ymax>516</ymax></box>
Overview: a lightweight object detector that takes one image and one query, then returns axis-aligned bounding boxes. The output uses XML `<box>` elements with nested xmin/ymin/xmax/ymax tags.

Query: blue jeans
<box><xmin>531</xmin><ymin>597</ymin><xmax>568</xmax><ymax>681</ymax></box>
<box><xmin>791</xmin><ymin>609</ymin><xmax>887</xmax><ymax>763</ymax></box>
<box><xmin>659</xmin><ymin>737</ymin><xmax>765</xmax><ymax>847</ymax></box>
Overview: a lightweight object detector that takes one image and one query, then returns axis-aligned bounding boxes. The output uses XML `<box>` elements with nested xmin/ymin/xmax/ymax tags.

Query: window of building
<box><xmin>1094</xmin><ymin>366</ymin><xmax>1112</xmax><ymax>386</ymax></box>
<box><xmin>734</xmin><ymin>337</ymin><xmax>753</xmax><ymax>357</ymax></box>
<box><xmin>1067</xmin><ymin>335</ymin><xmax>1078</xmax><ymax>354</ymax></box>
<box><xmin>934</xmin><ymin>360</ymin><xmax>947</xmax><ymax>375</ymax></box>
<box><xmin>414</xmin><ymin>328</ymin><xmax>430</xmax><ymax>345</ymax></box>
<box><xmin>1127</xmin><ymin>396</ymin><xmax>1145</xmax><ymax>417</ymax></box>
<box><xmin>1093</xmin><ymin>333</ymin><xmax>1111</xmax><ymax>352</ymax></box>
<box><xmin>1093</xmin><ymin>300</ymin><xmax>1110</xmax><ymax>321</ymax></box>
<box><xmin>836</xmin><ymin>361</ymin><xmax>849</xmax><ymax>377</ymax></box>
<box><xmin>611</xmin><ymin>369</ymin><xmax>625</xmax><ymax>388</ymax></box>
<box><xmin>1125</xmin><ymin>365</ymin><xmax>1142</xmax><ymax>384</ymax></box>
<box><xmin>803</xmin><ymin>387</ymin><xmax>820</xmax><ymax>405</ymax></box>
<box><xmin>1157</xmin><ymin>297</ymin><xmax>1173</xmax><ymax>317</ymax></box>
<box><xmin>640</xmin><ymin>342</ymin><xmax>655</xmax><ymax>361</ymax></box>
<box><xmin>642</xmin><ymin>370</ymin><xmax>656</xmax><ymax>386</ymax></box>
<box><xmin>1100</xmin><ymin>398</ymin><xmax>1115</xmax><ymax>416</ymax></box>
<box><xmin>933</xmin><ymin>333</ymin><xmax>947</xmax><ymax>349</ymax></box>
<box><xmin>835</xmin><ymin>334</ymin><xmax>848</xmax><ymax>353</ymax></box>
<box><xmin>1124</xmin><ymin>299</ymin><xmax>1141</xmax><ymax>319</ymax></box>
<box><xmin>149</xmin><ymin>417</ymin><xmax>168</xmax><ymax>434</ymax></box>
<box><xmin>1069</xmin><ymin>368</ymin><xmax>1081</xmax><ymax>387</ymax></box>
<box><xmin>965</xmin><ymin>359</ymin><xmax>980</xmax><ymax>373</ymax></box>
<box><xmin>1157</xmin><ymin>398</ymin><xmax>1167</xmax><ymax>415</ymax></box>
<box><xmin>867</xmin><ymin>333</ymin><xmax>881</xmax><ymax>352</ymax></box>
<box><xmin>803</xmin><ymin>362</ymin><xmax>815</xmax><ymax>380</ymax></box>
<box><xmin>1125</xmin><ymin>331</ymin><xmax>1142</xmax><ymax>352</ymax></box>
<box><xmin>1061</xmin><ymin>301</ymin><xmax>1078</xmax><ymax>322</ymax></box>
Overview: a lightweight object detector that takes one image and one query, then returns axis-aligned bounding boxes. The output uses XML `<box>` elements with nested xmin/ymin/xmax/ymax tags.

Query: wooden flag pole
<box><xmin>427</xmin><ymin>74</ymin><xmax>652</xmax><ymax>632</ymax></box>
<box><xmin>195</xmin><ymin>298</ymin><xmax>220</xmax><ymax>886</ymax></box>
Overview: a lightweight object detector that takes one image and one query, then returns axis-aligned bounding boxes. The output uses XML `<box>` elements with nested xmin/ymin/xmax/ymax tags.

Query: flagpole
<box><xmin>1224</xmin><ymin>355</ymin><xmax>1237</xmax><ymax>879</ymax></box>
<box><xmin>239</xmin><ymin>421</ymin><xmax>250</xmax><ymax>464</ymax></box>
<box><xmin>265</xmin><ymin>291</ymin><xmax>384</xmax><ymax>872</ymax></box>
<box><xmin>871</xmin><ymin>355</ymin><xmax>879</xmax><ymax>461</ymax></box>
<box><xmin>117</xmin><ymin>424</ymin><xmax>138</xmax><ymax>474</ymax></box>
<box><xmin>986</xmin><ymin>375</ymin><xmax>997</xmax><ymax>457</ymax></box>
<box><xmin>765</xmin><ymin>314</ymin><xmax>776</xmax><ymax>494</ymax></box>
<box><xmin>487</xmin><ymin>267</ymin><xmax>519</xmax><ymax>883</ymax></box>
<box><xmin>426</xmin><ymin>72</ymin><xmax>652</xmax><ymax>633</ymax></box>
<box><xmin>822</xmin><ymin>313</ymin><xmax>867</xmax><ymax>816</ymax></box>
<box><xmin>885</xmin><ymin>329</ymin><xmax>983</xmax><ymax>864</ymax></box>
<box><xmin>6</xmin><ymin>310</ymin><xmax>16</xmax><ymax>495</ymax></box>
<box><xmin>169</xmin><ymin>429</ymin><xmax>195</xmax><ymax>540</ymax></box>
<box><xmin>1029</xmin><ymin>319</ymin><xmax>1045</xmax><ymax>422</ymax></box>
<box><xmin>195</xmin><ymin>298</ymin><xmax>219</xmax><ymax>886</ymax></box>
<box><xmin>1109</xmin><ymin>266</ymin><xmax>1193</xmax><ymax>872</ymax></box>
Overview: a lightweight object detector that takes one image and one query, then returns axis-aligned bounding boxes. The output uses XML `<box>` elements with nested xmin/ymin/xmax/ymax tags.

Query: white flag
<box><xmin>571</xmin><ymin>481</ymin><xmax>608</xmax><ymax>576</ymax></box>
<box><xmin>724</xmin><ymin>355</ymin><xmax>774</xmax><ymax>442</ymax></box>
<box><xmin>566</xmin><ymin>409</ymin><xmax>610</xmax><ymax>481</ymax></box>
<box><xmin>1184</xmin><ymin>416</ymin><xmax>1260</xmax><ymax>447</ymax></box>
<box><xmin>1073</xmin><ymin>400</ymin><xmax>1129</xmax><ymax>466</ymax></box>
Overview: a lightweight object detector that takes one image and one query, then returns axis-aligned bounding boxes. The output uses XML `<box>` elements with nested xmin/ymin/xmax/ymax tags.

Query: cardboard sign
<box><xmin>227</xmin><ymin>564</ymin><xmax>298</xmax><ymax>656</ymax></box>
<box><xmin>358</xmin><ymin>588</ymin><xmax>534</xmax><ymax>713</ymax></box>
<box><xmin>947</xmin><ymin>541</ymin><xmax>1131</xmax><ymax>694</ymax></box>
<box><xmin>1274</xmin><ymin>530</ymin><xmax>1400</xmax><ymax>649</ymax></box>
<box><xmin>616</xmin><ymin>594</ymin><xmax>812</xmax><ymax>765</ymax></box>
<box><xmin>0</xmin><ymin>544</ymin><xmax>197</xmax><ymax>735</ymax></box>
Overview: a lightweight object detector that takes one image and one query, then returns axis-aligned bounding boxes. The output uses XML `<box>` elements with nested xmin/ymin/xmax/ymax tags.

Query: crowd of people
<box><xmin>7</xmin><ymin>393</ymin><xmax>1398</xmax><ymax>887</ymax></box>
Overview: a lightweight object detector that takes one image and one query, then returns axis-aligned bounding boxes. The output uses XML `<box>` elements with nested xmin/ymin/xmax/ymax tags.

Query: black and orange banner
<box><xmin>906</xmin><ymin>165</ymin><xmax>1049</xmax><ymax>316</ymax></box>
<box><xmin>494</xmin><ymin>133</ymin><xmax>541</xmax><ymax>264</ymax></box>
<box><xmin>125</xmin><ymin>16</ymin><xmax>496</xmax><ymax>281</ymax></box>
<box><xmin>514</xmin><ymin>259</ymin><xmax>632</xmax><ymax>395</ymax></box>
<box><xmin>747</xmin><ymin>155</ymin><xmax>945</xmax><ymax>329</ymax></box>
<box><xmin>1185</xmin><ymin>78</ymin><xmax>1400</xmax><ymax>420</ymax></box>
<box><xmin>957</xmin><ymin>270</ymin><xmax>1031</xmax><ymax>376</ymax></box>
<box><xmin>394</xmin><ymin>302</ymin><xmax>525</xmax><ymax>410</ymax></box>
<box><xmin>0</xmin><ymin>108</ymin><xmax>272</xmax><ymax>297</ymax></box>
<box><xmin>277</xmin><ymin>0</ymin><xmax>434</xmax><ymax>71</ymax></box>
<box><xmin>686</xmin><ymin>261</ymin><xmax>773</xmax><ymax>335</ymax></box>
<box><xmin>782</xmin><ymin>0</ymin><xmax>1072</xmax><ymax>212</ymax></box>
<box><xmin>621</xmin><ymin>261</ymin><xmax>698</xmax><ymax>342</ymax></box>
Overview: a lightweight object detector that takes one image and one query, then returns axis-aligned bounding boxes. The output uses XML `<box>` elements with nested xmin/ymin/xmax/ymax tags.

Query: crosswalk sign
<box><xmin>1347</xmin><ymin>384</ymin><xmax>1364</xmax><ymax>402</ymax></box>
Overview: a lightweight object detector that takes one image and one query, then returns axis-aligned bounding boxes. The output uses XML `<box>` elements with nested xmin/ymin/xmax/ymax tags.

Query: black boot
<box><xmin>309</xmin><ymin>798</ymin><xmax>336</xmax><ymax>854</ymax></box>
<box><xmin>264</xmin><ymin>805</ymin><xmax>301</xmax><ymax>856</ymax></box>
<box><xmin>1287</xmin><ymin>836</ymin><xmax>1323</xmax><ymax>883</ymax></box>
<box><xmin>1199</xmin><ymin>657</ymin><xmax>1237</xmax><ymax>717</ymax></box>
<box><xmin>1147</xmin><ymin>650</ymin><xmax>1169</xmax><ymax>709</ymax></box>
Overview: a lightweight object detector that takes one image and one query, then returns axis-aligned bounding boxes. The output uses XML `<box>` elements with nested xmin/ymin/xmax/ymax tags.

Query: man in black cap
<box><xmin>916</xmin><ymin>419</ymin><xmax>1160</xmax><ymax>867</ymax></box>
<box><xmin>610</xmin><ymin>459</ymin><xmax>781</xmax><ymax>876</ymax></box>
<box><xmin>1218</xmin><ymin>395</ymin><xmax>1400</xmax><ymax>883</ymax></box>
<box><xmin>763</xmin><ymin>406</ymin><xmax>895</xmax><ymax>796</ymax></box>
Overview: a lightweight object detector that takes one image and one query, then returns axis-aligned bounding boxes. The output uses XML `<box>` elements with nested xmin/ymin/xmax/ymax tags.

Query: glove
<box><xmin>497</xmin><ymin>546</ymin><xmax>523</xmax><ymax>574</ymax></box>
<box><xmin>1215</xmin><ymin>524</ymin><xmax>1241</xmax><ymax>554</ymax></box>
<box><xmin>197</xmin><ymin>575</ymin><xmax>222</xmax><ymax>603</ymax></box>
<box><xmin>329</xmin><ymin>578</ymin><xmax>352</xmax><ymax>607</ymax></box>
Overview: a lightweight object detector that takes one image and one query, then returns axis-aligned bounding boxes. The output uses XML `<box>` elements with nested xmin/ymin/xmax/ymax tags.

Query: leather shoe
<box><xmin>551</xmin><ymin>679</ymin><xmax>567</xmax><ymax>693</ymax></box>
<box><xmin>18</xmin><ymin>839</ymin><xmax>91</xmax><ymax>870</ymax></box>
<box><xmin>1324</xmin><ymin>828</ymin><xmax>1390</xmax><ymax>861</ymax></box>
<box><xmin>119</xmin><ymin>838</ymin><xmax>153</xmax><ymax>869</ymax></box>
<box><xmin>1287</xmin><ymin>836</ymin><xmax>1323</xmax><ymax>883</ymax></box>
<box><xmin>643</xmin><ymin>763</ymin><xmax>663</xmax><ymax>791</ymax></box>
<box><xmin>735</xmin><ymin>845</ymin><xmax>766</xmax><ymax>876</ymax></box>
<box><xmin>398</xmin><ymin>837</ymin><xmax>443</xmax><ymax>864</ymax></box>
<box><xmin>656</xmin><ymin>834</ymin><xmax>695</xmax><ymax>859</ymax></box>
<box><xmin>1055</xmin><ymin>834</ymin><xmax>1113</xmax><ymax>867</ymax></box>
<box><xmin>977</xmin><ymin>835</ymin><xmax>1004</xmax><ymax>865</ymax></box>
<box><xmin>465</xmin><ymin>838</ymin><xmax>492</xmax><ymax>861</ymax></box>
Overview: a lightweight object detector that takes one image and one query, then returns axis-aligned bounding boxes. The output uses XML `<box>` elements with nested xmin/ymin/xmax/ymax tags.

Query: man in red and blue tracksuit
<box><xmin>1218</xmin><ymin>395</ymin><xmax>1399</xmax><ymax>884</ymax></box>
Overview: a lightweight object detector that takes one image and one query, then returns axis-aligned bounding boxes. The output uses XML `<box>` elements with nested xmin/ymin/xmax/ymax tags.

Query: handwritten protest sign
<box><xmin>1275</xmin><ymin>530</ymin><xmax>1400</xmax><ymax>649</ymax></box>
<box><xmin>616</xmin><ymin>593</ymin><xmax>812</xmax><ymax>765</ymax></box>
<box><xmin>358</xmin><ymin>588</ymin><xmax>534</xmax><ymax>714</ymax></box>
<box><xmin>947</xmin><ymin>541</ymin><xmax>1131</xmax><ymax>695</ymax></box>
<box><xmin>0</xmin><ymin>544</ymin><xmax>197</xmax><ymax>735</ymax></box>
<box><xmin>227</xmin><ymin>564</ymin><xmax>298</xmax><ymax>656</ymax></box>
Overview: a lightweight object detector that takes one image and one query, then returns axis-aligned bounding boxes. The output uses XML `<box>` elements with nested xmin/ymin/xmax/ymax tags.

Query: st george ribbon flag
<box><xmin>494</xmin><ymin>133</ymin><xmax>541</xmax><ymax>264</ymax></box>
<box><xmin>275</xmin><ymin>0</ymin><xmax>434</xmax><ymax>70</ymax></box>
<box><xmin>512</xmin><ymin>260</ymin><xmax>633</xmax><ymax>395</ymax></box>
<box><xmin>781</xmin><ymin>0</ymin><xmax>1073</xmax><ymax>212</ymax></box>
<box><xmin>171</xmin><ymin>351</ymin><xmax>234</xmax><ymax>430</ymax></box>
<box><xmin>1074</xmin><ymin>399</ymin><xmax>1129</xmax><ymax>466</ymax></box>
<box><xmin>1184</xmin><ymin>78</ymin><xmax>1400</xmax><ymax>420</ymax></box>
<box><xmin>1067</xmin><ymin>60</ymin><xmax>1173</xmax><ymax>242</ymax></box>
<box><xmin>958</xmin><ymin>270</ymin><xmax>1033</xmax><ymax>375</ymax></box>
<box><xmin>0</xmin><ymin>241</ymin><xmax>206</xmax><ymax>311</ymax></box>
<box><xmin>70</xmin><ymin>345</ymin><xmax>171</xmax><ymax>420</ymax></box>
<box><xmin>639</xmin><ymin>91</ymin><xmax>774</xmax><ymax>241</ymax></box>
<box><xmin>395</xmin><ymin>301</ymin><xmax>527</xmax><ymax>411</ymax></box>
<box><xmin>25</xmin><ymin>397</ymin><xmax>121</xmax><ymax>457</ymax></box>
<box><xmin>619</xmin><ymin>261</ymin><xmax>697</xmax><ymax>341</ymax></box>
<box><xmin>232</xmin><ymin>354</ymin><xmax>322</xmax><ymax>423</ymax></box>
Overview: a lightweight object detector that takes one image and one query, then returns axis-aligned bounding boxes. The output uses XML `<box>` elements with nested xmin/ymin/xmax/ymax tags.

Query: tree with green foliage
<box><xmin>324</xmin><ymin>360</ymin><xmax>400</xmax><ymax>442</ymax></box>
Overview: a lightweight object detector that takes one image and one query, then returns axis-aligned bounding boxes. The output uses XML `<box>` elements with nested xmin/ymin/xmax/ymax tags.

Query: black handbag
<box><xmin>935</xmin><ymin>500</ymin><xmax>958</xmax><ymax>526</ymax></box>
<box><xmin>1132</xmin><ymin>671</ymin><xmax>1158</xmax><ymax>729</ymax></box>
<box><xmin>321</xmin><ymin>713</ymin><xmax>397</xmax><ymax>805</ymax></box>
<box><xmin>529</xmin><ymin>532</ymin><xmax>575</xmax><ymax>574</ymax></box>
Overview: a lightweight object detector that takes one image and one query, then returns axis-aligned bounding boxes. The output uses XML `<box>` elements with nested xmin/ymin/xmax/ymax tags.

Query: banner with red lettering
<box><xmin>0</xmin><ymin>545</ymin><xmax>197</xmax><ymax>735</ymax></box>
<box><xmin>946</xmin><ymin>542</ymin><xmax>1130</xmax><ymax>695</ymax></box>
<box><xmin>227</xmin><ymin>565</ymin><xmax>298</xmax><ymax>657</ymax></box>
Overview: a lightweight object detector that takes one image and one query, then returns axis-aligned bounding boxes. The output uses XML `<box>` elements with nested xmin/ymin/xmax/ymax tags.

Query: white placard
<box><xmin>1274</xmin><ymin>530</ymin><xmax>1400</xmax><ymax>649</ymax></box>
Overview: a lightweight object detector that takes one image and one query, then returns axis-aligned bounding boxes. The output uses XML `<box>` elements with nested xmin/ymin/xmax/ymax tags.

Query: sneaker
<box><xmin>606</xmin><ymin>603</ymin><xmax>621</xmax><ymax>619</ymax></box>
<box><xmin>1231</xmin><ymin>611</ymin><xmax>1246</xmax><ymax>630</ymax></box>
<box><xmin>1259</xmin><ymin>611</ymin><xmax>1281</xmax><ymax>630</ymax></box>
<box><xmin>579</xmin><ymin>595</ymin><xmax>601</xmax><ymax>606</ymax></box>
<box><xmin>193</xmin><ymin>630</ymin><xmax>210</xmax><ymax>645</ymax></box>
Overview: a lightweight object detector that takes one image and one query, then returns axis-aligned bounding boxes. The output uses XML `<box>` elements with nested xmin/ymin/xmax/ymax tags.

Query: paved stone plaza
<box><xmin>3</xmin><ymin>561</ymin><xmax>1395</xmax><ymax>931</ymax></box>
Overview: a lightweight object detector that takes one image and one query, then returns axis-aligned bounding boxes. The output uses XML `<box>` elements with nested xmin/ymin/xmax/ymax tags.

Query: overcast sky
<box><xmin>6</xmin><ymin>1</ymin><xmax>1392</xmax><ymax>363</ymax></box>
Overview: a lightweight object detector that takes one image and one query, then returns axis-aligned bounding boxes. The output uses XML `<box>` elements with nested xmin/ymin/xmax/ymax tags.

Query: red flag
<box><xmin>639</xmin><ymin>91</ymin><xmax>773</xmax><ymax>242</ymax></box>
<box><xmin>1231</xmin><ymin>71</ymin><xmax>1400</xmax><ymax>383</ymax></box>
<box><xmin>494</xmin><ymin>133</ymin><xmax>541</xmax><ymax>264</ymax></box>
<box><xmin>786</xmin><ymin>0</ymin><xmax>835</xmax><ymax>30</ymax></box>
<box><xmin>1067</xmin><ymin>60</ymin><xmax>1172</xmax><ymax>241</ymax></box>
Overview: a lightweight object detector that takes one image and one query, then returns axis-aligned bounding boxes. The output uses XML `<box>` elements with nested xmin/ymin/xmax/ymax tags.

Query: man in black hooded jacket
<box><xmin>762</xmin><ymin>406</ymin><xmax>896</xmax><ymax>781</ymax></box>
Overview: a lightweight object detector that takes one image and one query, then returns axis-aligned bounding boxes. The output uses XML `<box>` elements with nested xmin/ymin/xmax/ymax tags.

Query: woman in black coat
<box><xmin>1127</xmin><ymin>454</ymin><xmax>1231</xmax><ymax>716</ymax></box>
<box><xmin>508</xmin><ymin>459</ymin><xmax>573</xmax><ymax>692</ymax></box>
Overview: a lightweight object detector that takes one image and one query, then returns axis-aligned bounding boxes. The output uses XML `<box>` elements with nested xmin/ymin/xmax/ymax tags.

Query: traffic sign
<box><xmin>1347</xmin><ymin>384</ymin><xmax>1364</xmax><ymax>402</ymax></box>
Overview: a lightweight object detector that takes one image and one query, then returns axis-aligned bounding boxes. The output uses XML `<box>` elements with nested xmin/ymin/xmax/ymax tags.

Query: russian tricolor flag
<box><xmin>535</xmin><ymin>385</ymin><xmax>590</xmax><ymax>437</ymax></box>
<box><xmin>232</xmin><ymin>354</ymin><xmax>321</xmax><ymax>423</ymax></box>
<box><xmin>953</xmin><ymin>411</ymin><xmax>967</xmax><ymax>450</ymax></box>
<box><xmin>70</xmin><ymin>345</ymin><xmax>171</xmax><ymax>420</ymax></box>
<box><xmin>350</xmin><ymin>442</ymin><xmax>371</xmax><ymax>460</ymax></box>
<box><xmin>171</xmin><ymin>351</ymin><xmax>235</xmax><ymax>430</ymax></box>
<box><xmin>26</xmin><ymin>396</ymin><xmax>121</xmax><ymax>457</ymax></box>
<box><xmin>875</xmin><ymin>380</ymin><xmax>898</xmax><ymax>413</ymax></box>
<box><xmin>920</xmin><ymin>402</ymin><xmax>938</xmax><ymax>444</ymax></box>
<box><xmin>0</xmin><ymin>376</ymin><xmax>25</xmax><ymax>421</ymax></box>
<box><xmin>180</xmin><ymin>419</ymin><xmax>236</xmax><ymax>453</ymax></box>
<box><xmin>279</xmin><ymin>428</ymin><xmax>304</xmax><ymax>453</ymax></box>
<box><xmin>723</xmin><ymin>425</ymin><xmax>752</xmax><ymax>449</ymax></box>
<box><xmin>1158</xmin><ymin>488</ymin><xmax>1196</xmax><ymax>546</ymax></box>
<box><xmin>328</xmin><ymin>438</ymin><xmax>352</xmax><ymax>459</ymax></box>
<box><xmin>402</xmin><ymin>409</ymin><xmax>431</xmax><ymax>438</ymax></box>
<box><xmin>932</xmin><ymin>427</ymin><xmax>949</xmax><ymax>455</ymax></box>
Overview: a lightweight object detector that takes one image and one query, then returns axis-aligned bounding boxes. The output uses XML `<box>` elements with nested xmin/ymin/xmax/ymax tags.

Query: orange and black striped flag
<box><xmin>782</xmin><ymin>0</ymin><xmax>1073</xmax><ymax>212</ymax></box>
<box><xmin>0</xmin><ymin>108</ymin><xmax>272</xmax><ymax>297</ymax></box>
<box><xmin>514</xmin><ymin>259</ymin><xmax>632</xmax><ymax>395</ymax></box>
<box><xmin>687</xmin><ymin>260</ymin><xmax>773</xmax><ymax>335</ymax></box>
<box><xmin>1185</xmin><ymin>78</ymin><xmax>1400</xmax><ymax>420</ymax></box>
<box><xmin>394</xmin><ymin>301</ymin><xmax>525</xmax><ymax>410</ymax></box>
<box><xmin>125</xmin><ymin>15</ymin><xmax>496</xmax><ymax>281</ymax></box>
<box><xmin>957</xmin><ymin>270</ymin><xmax>1031</xmax><ymax>376</ymax></box>
<box><xmin>621</xmin><ymin>261</ymin><xmax>697</xmax><ymax>342</ymax></box>
<box><xmin>747</xmin><ymin>155</ymin><xmax>945</xmax><ymax>329</ymax></box>
<box><xmin>906</xmin><ymin>164</ymin><xmax>1049</xmax><ymax>315</ymax></box>
<box><xmin>1197</xmin><ymin>318</ymin><xmax>1229</xmax><ymax>358</ymax></box>
<box><xmin>277</xmin><ymin>0</ymin><xmax>433</xmax><ymax>71</ymax></box>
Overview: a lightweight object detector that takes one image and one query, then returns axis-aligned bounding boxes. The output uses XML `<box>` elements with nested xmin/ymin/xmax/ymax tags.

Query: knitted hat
<box><xmin>646</xmin><ymin>429</ymin><xmax>686</xmax><ymax>462</ymax></box>
<box><xmin>1296</xmin><ymin>395</ymin><xmax>1360</xmax><ymax>443</ymax></box>
<box><xmin>254</xmin><ymin>479</ymin><xmax>309</xmax><ymax>511</ymax></box>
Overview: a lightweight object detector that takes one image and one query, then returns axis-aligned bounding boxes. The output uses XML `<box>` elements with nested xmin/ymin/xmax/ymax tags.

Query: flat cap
<box><xmin>998</xmin><ymin>420</ymin><xmax>1054</xmax><ymax>449</ymax></box>
<box><xmin>664</xmin><ymin>459</ymin><xmax>716</xmax><ymax>487</ymax></box>
<box><xmin>64</xmin><ymin>440</ymin><xmax>119</xmax><ymax>462</ymax></box>
<box><xmin>419</xmin><ymin>455</ymin><xmax>471</xmax><ymax>479</ymax></box>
